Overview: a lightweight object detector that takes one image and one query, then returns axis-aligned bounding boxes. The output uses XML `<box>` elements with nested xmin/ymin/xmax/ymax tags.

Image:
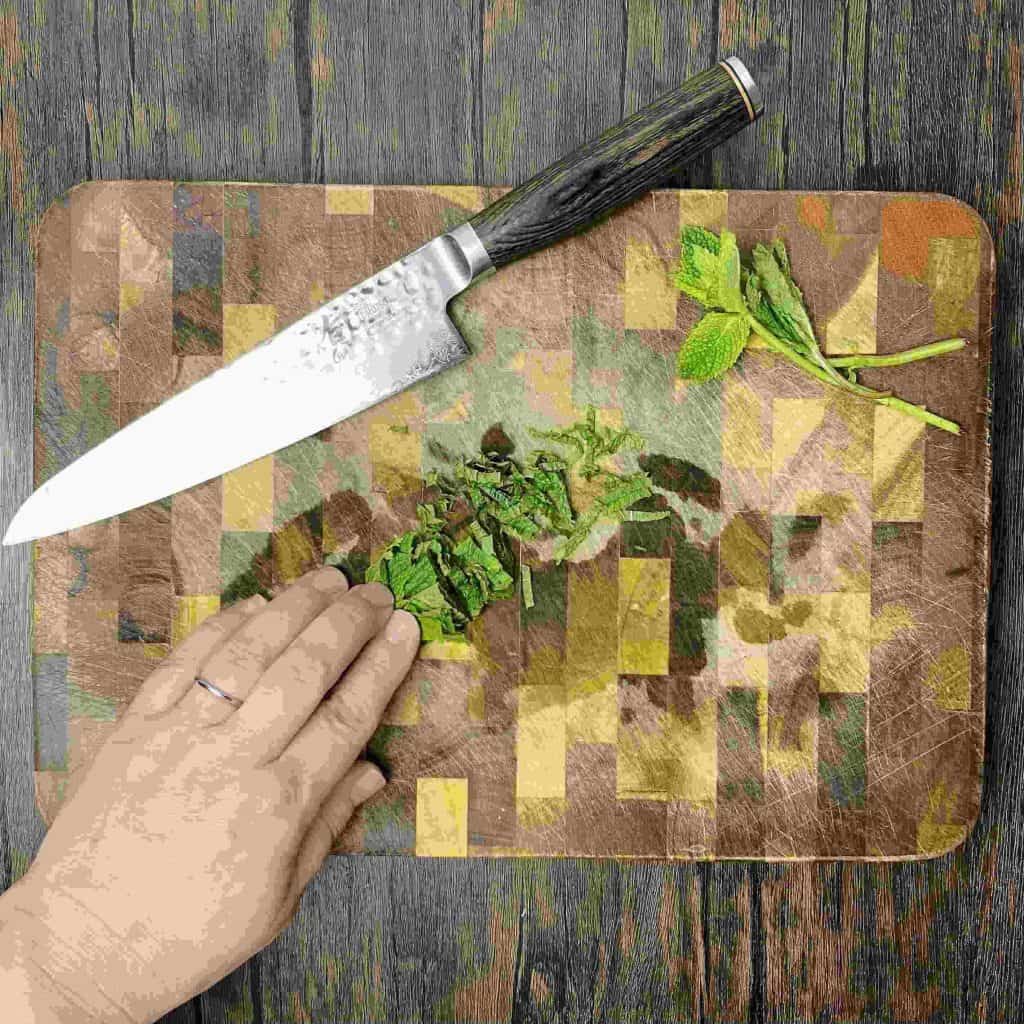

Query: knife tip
<box><xmin>2</xmin><ymin>511</ymin><xmax>36</xmax><ymax>547</ymax></box>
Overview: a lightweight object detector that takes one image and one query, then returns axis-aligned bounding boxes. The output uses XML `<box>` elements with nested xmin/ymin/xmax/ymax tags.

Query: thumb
<box><xmin>273</xmin><ymin>761</ymin><xmax>386</xmax><ymax>933</ymax></box>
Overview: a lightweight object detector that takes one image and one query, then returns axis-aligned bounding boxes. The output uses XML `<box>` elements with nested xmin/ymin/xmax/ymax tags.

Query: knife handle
<box><xmin>468</xmin><ymin>57</ymin><xmax>762</xmax><ymax>269</ymax></box>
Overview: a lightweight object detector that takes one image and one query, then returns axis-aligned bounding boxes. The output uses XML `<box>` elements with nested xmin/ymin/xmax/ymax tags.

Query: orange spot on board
<box><xmin>880</xmin><ymin>199</ymin><xmax>979</xmax><ymax>280</ymax></box>
<box><xmin>798</xmin><ymin>195</ymin><xmax>830</xmax><ymax>234</ymax></box>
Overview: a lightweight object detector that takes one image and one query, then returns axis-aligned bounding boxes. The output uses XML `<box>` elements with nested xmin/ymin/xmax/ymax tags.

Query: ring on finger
<box><xmin>193</xmin><ymin>676</ymin><xmax>245</xmax><ymax>709</ymax></box>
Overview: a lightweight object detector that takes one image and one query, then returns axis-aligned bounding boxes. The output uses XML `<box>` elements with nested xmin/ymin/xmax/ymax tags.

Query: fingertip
<box><xmin>349</xmin><ymin>582</ymin><xmax>395</xmax><ymax>612</ymax></box>
<box><xmin>309</xmin><ymin>565</ymin><xmax>351</xmax><ymax>593</ymax></box>
<box><xmin>387</xmin><ymin>608</ymin><xmax>421</xmax><ymax>646</ymax></box>
<box><xmin>347</xmin><ymin>761</ymin><xmax>387</xmax><ymax>804</ymax></box>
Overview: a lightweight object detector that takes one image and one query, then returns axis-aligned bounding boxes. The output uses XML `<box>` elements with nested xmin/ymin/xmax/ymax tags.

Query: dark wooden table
<box><xmin>2</xmin><ymin>3</ymin><xmax>1022</xmax><ymax>1021</ymax></box>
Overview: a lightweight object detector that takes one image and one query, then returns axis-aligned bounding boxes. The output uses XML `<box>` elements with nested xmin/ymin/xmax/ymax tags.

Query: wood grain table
<box><xmin>1</xmin><ymin>3</ymin><xmax>1022</xmax><ymax>1021</ymax></box>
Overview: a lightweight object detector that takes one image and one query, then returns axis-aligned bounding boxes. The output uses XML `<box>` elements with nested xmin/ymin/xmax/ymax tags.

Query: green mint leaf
<box><xmin>676</xmin><ymin>312</ymin><xmax>752</xmax><ymax>382</ymax></box>
<box><xmin>749</xmin><ymin>241</ymin><xmax>818</xmax><ymax>351</ymax></box>
<box><xmin>675</xmin><ymin>225</ymin><xmax>723</xmax><ymax>306</ymax></box>
<box><xmin>718</xmin><ymin>229</ymin><xmax>744</xmax><ymax>313</ymax></box>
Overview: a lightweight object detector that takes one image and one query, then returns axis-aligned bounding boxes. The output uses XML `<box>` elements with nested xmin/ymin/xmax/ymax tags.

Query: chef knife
<box><xmin>3</xmin><ymin>57</ymin><xmax>762</xmax><ymax>546</ymax></box>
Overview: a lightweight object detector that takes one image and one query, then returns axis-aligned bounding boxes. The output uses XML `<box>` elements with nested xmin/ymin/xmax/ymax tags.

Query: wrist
<box><xmin>0</xmin><ymin>876</ymin><xmax>137</xmax><ymax>1024</ymax></box>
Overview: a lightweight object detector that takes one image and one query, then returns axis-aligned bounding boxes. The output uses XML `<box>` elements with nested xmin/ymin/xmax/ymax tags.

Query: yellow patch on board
<box><xmin>722</xmin><ymin>377</ymin><xmax>770</xmax><ymax>472</ymax></box>
<box><xmin>309</xmin><ymin>281</ymin><xmax>326</xmax><ymax>306</ymax></box>
<box><xmin>825</xmin><ymin>249</ymin><xmax>879</xmax><ymax>355</ymax></box>
<box><xmin>516</xmin><ymin>684</ymin><xmax>566</xmax><ymax>800</ymax></box>
<box><xmin>917</xmin><ymin>782</ymin><xmax>967</xmax><ymax>856</ymax></box>
<box><xmin>819</xmin><ymin>592</ymin><xmax>871</xmax><ymax>692</ymax></box>
<box><xmin>795</xmin><ymin>490</ymin><xmax>854</xmax><ymax>525</ymax></box>
<box><xmin>419</xmin><ymin>639</ymin><xmax>478</xmax><ymax>662</ymax></box>
<box><xmin>873</xmin><ymin>405</ymin><xmax>926</xmax><ymax>521</ymax></box>
<box><xmin>172</xmin><ymin>594</ymin><xmax>220</xmax><ymax>646</ymax></box>
<box><xmin>416</xmin><ymin>778</ymin><xmax>468</xmax><ymax>857</ymax></box>
<box><xmin>466</xmin><ymin>684</ymin><xmax>486</xmax><ymax>721</ymax></box>
<box><xmin>119</xmin><ymin>281</ymin><xmax>144</xmax><ymax>313</ymax></box>
<box><xmin>767</xmin><ymin>717</ymin><xmax>816</xmax><ymax>777</ymax></box>
<box><xmin>426</xmin><ymin>185</ymin><xmax>485</xmax><ymax>209</ymax></box>
<box><xmin>325</xmin><ymin>185</ymin><xmax>373</xmax><ymax>216</ymax></box>
<box><xmin>617</xmin><ymin>697</ymin><xmax>717</xmax><ymax>808</ymax></box>
<box><xmin>143</xmin><ymin>643</ymin><xmax>169</xmax><ymax>661</ymax></box>
<box><xmin>516</xmin><ymin>797</ymin><xmax>566</xmax><ymax>829</ymax></box>
<box><xmin>274</xmin><ymin>520</ymin><xmax>316</xmax><ymax>583</ymax></box>
<box><xmin>618</xmin><ymin>558</ymin><xmax>671</xmax><ymax>675</ymax></box>
<box><xmin>369</xmin><ymin>422</ymin><xmax>421</xmax><ymax>501</ymax></box>
<box><xmin>223</xmin><ymin>304</ymin><xmax>277</xmax><ymax>363</ymax></box>
<box><xmin>772</xmin><ymin>398</ymin><xmax>826</xmax><ymax>474</ymax></box>
<box><xmin>222</xmin><ymin>456</ymin><xmax>274</xmax><ymax>532</ymax></box>
<box><xmin>719</xmin><ymin>516</ymin><xmax>770</xmax><ymax>591</ymax></box>
<box><xmin>923</xmin><ymin>645</ymin><xmax>970</xmax><ymax>711</ymax></box>
<box><xmin>566</xmin><ymin>671</ymin><xmax>617</xmax><ymax>745</ymax></box>
<box><xmin>383</xmin><ymin>683</ymin><xmax>420</xmax><ymax>726</ymax></box>
<box><xmin>926</xmin><ymin>236</ymin><xmax>980</xmax><ymax>337</ymax></box>
<box><xmin>826</xmin><ymin>392</ymin><xmax>875</xmax><ymax>477</ymax></box>
<box><xmin>871</xmin><ymin>602</ymin><xmax>915</xmax><ymax>645</ymax></box>
<box><xmin>524</xmin><ymin>350</ymin><xmax>574</xmax><ymax>424</ymax></box>
<box><xmin>623</xmin><ymin>240</ymin><xmax>677</xmax><ymax>329</ymax></box>
<box><xmin>678</xmin><ymin>189</ymin><xmax>728</xmax><ymax>231</ymax></box>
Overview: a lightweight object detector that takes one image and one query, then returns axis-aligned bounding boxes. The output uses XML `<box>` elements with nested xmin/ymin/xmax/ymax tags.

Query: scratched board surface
<box><xmin>30</xmin><ymin>181</ymin><xmax>992</xmax><ymax>861</ymax></box>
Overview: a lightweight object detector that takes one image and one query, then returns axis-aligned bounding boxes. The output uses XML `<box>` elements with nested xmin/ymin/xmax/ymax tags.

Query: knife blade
<box><xmin>3</xmin><ymin>57</ymin><xmax>762</xmax><ymax>545</ymax></box>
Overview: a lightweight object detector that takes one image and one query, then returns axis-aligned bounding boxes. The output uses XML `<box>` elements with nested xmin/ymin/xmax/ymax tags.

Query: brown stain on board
<box><xmin>880</xmin><ymin>199</ymin><xmax>978</xmax><ymax>279</ymax></box>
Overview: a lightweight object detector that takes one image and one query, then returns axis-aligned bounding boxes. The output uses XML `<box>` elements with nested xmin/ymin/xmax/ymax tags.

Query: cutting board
<box><xmin>29</xmin><ymin>182</ymin><xmax>992</xmax><ymax>861</ymax></box>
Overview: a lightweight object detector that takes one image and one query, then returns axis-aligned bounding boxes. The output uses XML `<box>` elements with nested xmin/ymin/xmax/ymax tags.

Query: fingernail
<box><xmin>349</xmin><ymin>762</ymin><xmax>387</xmax><ymax>804</ymax></box>
<box><xmin>350</xmin><ymin>582</ymin><xmax>394</xmax><ymax>610</ymax></box>
<box><xmin>387</xmin><ymin>608</ymin><xmax>422</xmax><ymax>644</ymax></box>
<box><xmin>310</xmin><ymin>566</ymin><xmax>349</xmax><ymax>592</ymax></box>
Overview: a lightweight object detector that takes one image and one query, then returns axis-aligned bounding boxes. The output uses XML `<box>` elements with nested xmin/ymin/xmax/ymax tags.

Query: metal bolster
<box><xmin>720</xmin><ymin>56</ymin><xmax>764</xmax><ymax>122</ymax></box>
<box><xmin>446</xmin><ymin>221</ymin><xmax>494</xmax><ymax>282</ymax></box>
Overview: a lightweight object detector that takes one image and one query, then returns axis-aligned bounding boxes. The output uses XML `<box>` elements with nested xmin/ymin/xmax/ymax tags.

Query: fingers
<box><xmin>272</xmin><ymin>609</ymin><xmax>420</xmax><ymax>805</ymax></box>
<box><xmin>124</xmin><ymin>594</ymin><xmax>267</xmax><ymax>719</ymax></box>
<box><xmin>223</xmin><ymin>583</ymin><xmax>395</xmax><ymax>758</ymax></box>
<box><xmin>175</xmin><ymin>566</ymin><xmax>349</xmax><ymax>725</ymax></box>
<box><xmin>270</xmin><ymin>762</ymin><xmax>385</xmax><ymax>936</ymax></box>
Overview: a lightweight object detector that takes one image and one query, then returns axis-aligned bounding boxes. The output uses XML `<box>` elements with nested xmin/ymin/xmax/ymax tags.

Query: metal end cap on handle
<box><xmin>720</xmin><ymin>56</ymin><xmax>764</xmax><ymax>122</ymax></box>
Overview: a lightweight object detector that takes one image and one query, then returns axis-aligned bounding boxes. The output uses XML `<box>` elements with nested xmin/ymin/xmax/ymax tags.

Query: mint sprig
<box><xmin>673</xmin><ymin>227</ymin><xmax>965</xmax><ymax>434</ymax></box>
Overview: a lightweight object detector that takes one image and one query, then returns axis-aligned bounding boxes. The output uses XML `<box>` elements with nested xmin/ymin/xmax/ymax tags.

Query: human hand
<box><xmin>0</xmin><ymin>566</ymin><xmax>419</xmax><ymax>1024</ymax></box>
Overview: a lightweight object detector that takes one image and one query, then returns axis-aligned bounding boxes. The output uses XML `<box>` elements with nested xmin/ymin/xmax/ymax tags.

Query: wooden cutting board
<box><xmin>29</xmin><ymin>182</ymin><xmax>992</xmax><ymax>861</ymax></box>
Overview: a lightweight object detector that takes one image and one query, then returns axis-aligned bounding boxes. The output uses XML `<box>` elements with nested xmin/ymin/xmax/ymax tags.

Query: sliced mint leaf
<box><xmin>676</xmin><ymin>312</ymin><xmax>752</xmax><ymax>382</ymax></box>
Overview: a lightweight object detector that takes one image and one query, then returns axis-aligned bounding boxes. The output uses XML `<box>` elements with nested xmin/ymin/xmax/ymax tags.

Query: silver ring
<box><xmin>193</xmin><ymin>677</ymin><xmax>244</xmax><ymax>709</ymax></box>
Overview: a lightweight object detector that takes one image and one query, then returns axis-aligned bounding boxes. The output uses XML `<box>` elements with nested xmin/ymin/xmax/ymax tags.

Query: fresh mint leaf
<box><xmin>675</xmin><ymin>226</ymin><xmax>723</xmax><ymax>307</ymax></box>
<box><xmin>717</xmin><ymin>229</ymin><xmax>744</xmax><ymax>313</ymax></box>
<box><xmin>749</xmin><ymin>241</ymin><xmax>818</xmax><ymax>351</ymax></box>
<box><xmin>676</xmin><ymin>312</ymin><xmax>752</xmax><ymax>382</ymax></box>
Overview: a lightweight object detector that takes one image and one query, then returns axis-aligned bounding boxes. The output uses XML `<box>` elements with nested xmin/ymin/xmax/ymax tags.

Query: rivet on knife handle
<box><xmin>468</xmin><ymin>57</ymin><xmax>763</xmax><ymax>269</ymax></box>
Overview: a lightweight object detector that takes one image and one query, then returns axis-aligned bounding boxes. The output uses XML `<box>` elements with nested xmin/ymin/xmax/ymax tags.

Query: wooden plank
<box><xmin>0</xmin><ymin>2</ymin><xmax>1023</xmax><ymax>1023</ymax></box>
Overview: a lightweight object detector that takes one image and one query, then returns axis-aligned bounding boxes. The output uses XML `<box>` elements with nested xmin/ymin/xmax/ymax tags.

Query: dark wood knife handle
<box><xmin>469</xmin><ymin>59</ymin><xmax>762</xmax><ymax>269</ymax></box>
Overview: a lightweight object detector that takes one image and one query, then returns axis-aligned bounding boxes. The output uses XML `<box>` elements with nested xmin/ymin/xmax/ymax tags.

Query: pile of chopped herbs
<box><xmin>673</xmin><ymin>226</ymin><xmax>966</xmax><ymax>434</ymax></box>
<box><xmin>366</xmin><ymin>407</ymin><xmax>667</xmax><ymax>643</ymax></box>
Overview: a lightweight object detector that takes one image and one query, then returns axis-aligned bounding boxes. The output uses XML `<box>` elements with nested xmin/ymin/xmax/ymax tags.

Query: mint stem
<box><xmin>827</xmin><ymin>338</ymin><xmax>966</xmax><ymax>369</ymax></box>
<box><xmin>749</xmin><ymin>322</ymin><xmax>961</xmax><ymax>434</ymax></box>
